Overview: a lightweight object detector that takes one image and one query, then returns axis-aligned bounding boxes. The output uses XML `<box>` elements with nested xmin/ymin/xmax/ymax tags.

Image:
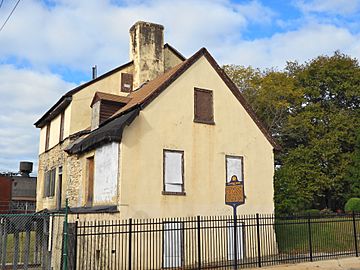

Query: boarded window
<box><xmin>226</xmin><ymin>156</ymin><xmax>244</xmax><ymax>183</ymax></box>
<box><xmin>45</xmin><ymin>123</ymin><xmax>50</xmax><ymax>151</ymax></box>
<box><xmin>163</xmin><ymin>150</ymin><xmax>184</xmax><ymax>194</ymax></box>
<box><xmin>43</xmin><ymin>168</ymin><xmax>56</xmax><ymax>197</ymax></box>
<box><xmin>121</xmin><ymin>73</ymin><xmax>133</xmax><ymax>92</ymax></box>
<box><xmin>87</xmin><ymin>157</ymin><xmax>94</xmax><ymax>207</ymax></box>
<box><xmin>194</xmin><ymin>88</ymin><xmax>214</xmax><ymax>124</ymax></box>
<box><xmin>163</xmin><ymin>222</ymin><xmax>183</xmax><ymax>268</ymax></box>
<box><xmin>59</xmin><ymin>112</ymin><xmax>65</xmax><ymax>142</ymax></box>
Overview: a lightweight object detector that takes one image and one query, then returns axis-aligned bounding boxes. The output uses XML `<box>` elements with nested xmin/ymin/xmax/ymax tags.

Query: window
<box><xmin>45</xmin><ymin>123</ymin><xmax>50</xmax><ymax>151</ymax></box>
<box><xmin>194</xmin><ymin>88</ymin><xmax>214</xmax><ymax>124</ymax></box>
<box><xmin>163</xmin><ymin>150</ymin><xmax>185</xmax><ymax>195</ymax></box>
<box><xmin>225</xmin><ymin>155</ymin><xmax>244</xmax><ymax>183</ymax></box>
<box><xmin>59</xmin><ymin>112</ymin><xmax>65</xmax><ymax>142</ymax></box>
<box><xmin>86</xmin><ymin>157</ymin><xmax>94</xmax><ymax>206</ymax></box>
<box><xmin>43</xmin><ymin>168</ymin><xmax>56</xmax><ymax>197</ymax></box>
<box><xmin>121</xmin><ymin>73</ymin><xmax>133</xmax><ymax>92</ymax></box>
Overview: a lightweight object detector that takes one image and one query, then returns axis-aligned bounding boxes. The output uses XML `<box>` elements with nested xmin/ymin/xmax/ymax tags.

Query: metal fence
<box><xmin>73</xmin><ymin>213</ymin><xmax>360</xmax><ymax>270</ymax></box>
<box><xmin>0</xmin><ymin>212</ymin><xmax>65</xmax><ymax>270</ymax></box>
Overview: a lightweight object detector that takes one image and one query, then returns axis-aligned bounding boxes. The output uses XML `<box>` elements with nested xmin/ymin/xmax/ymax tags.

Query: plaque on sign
<box><xmin>225</xmin><ymin>175</ymin><xmax>245</xmax><ymax>207</ymax></box>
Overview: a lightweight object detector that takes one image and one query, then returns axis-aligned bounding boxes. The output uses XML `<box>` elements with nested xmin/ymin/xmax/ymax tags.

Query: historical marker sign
<box><xmin>225</xmin><ymin>175</ymin><xmax>245</xmax><ymax>207</ymax></box>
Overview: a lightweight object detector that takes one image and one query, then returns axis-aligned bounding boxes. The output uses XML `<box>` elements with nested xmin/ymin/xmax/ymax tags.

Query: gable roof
<box><xmin>91</xmin><ymin>92</ymin><xmax>132</xmax><ymax>107</ymax></box>
<box><xmin>69</xmin><ymin>47</ymin><xmax>279</xmax><ymax>154</ymax></box>
<box><xmin>34</xmin><ymin>43</ymin><xmax>185</xmax><ymax>128</ymax></box>
<box><xmin>34</xmin><ymin>61</ymin><xmax>134</xmax><ymax>128</ymax></box>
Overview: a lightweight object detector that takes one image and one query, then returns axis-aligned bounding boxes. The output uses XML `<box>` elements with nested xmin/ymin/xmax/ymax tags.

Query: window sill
<box><xmin>162</xmin><ymin>191</ymin><xmax>186</xmax><ymax>196</ymax></box>
<box><xmin>193</xmin><ymin>119</ymin><xmax>215</xmax><ymax>125</ymax></box>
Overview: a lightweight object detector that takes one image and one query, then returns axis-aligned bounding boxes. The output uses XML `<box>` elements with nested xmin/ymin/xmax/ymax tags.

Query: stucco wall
<box><xmin>70</xmin><ymin>65</ymin><xmax>134</xmax><ymax>134</ymax></box>
<box><xmin>118</xmin><ymin>55</ymin><xmax>274</xmax><ymax>219</ymax></box>
<box><xmin>164</xmin><ymin>47</ymin><xmax>184</xmax><ymax>71</ymax></box>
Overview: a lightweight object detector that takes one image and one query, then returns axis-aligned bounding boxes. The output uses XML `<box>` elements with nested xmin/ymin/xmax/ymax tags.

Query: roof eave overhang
<box><xmin>34</xmin><ymin>96</ymin><xmax>72</xmax><ymax>128</ymax></box>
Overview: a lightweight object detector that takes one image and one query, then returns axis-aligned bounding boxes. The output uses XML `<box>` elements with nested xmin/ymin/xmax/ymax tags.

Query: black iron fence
<box><xmin>73</xmin><ymin>213</ymin><xmax>360</xmax><ymax>269</ymax></box>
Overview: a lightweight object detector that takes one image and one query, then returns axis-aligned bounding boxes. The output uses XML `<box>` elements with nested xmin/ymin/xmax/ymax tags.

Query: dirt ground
<box><xmin>248</xmin><ymin>257</ymin><xmax>360</xmax><ymax>270</ymax></box>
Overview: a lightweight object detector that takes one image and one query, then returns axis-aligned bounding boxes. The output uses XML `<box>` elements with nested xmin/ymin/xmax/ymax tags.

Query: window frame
<box><xmin>193</xmin><ymin>87</ymin><xmax>215</xmax><ymax>125</ymax></box>
<box><xmin>59</xmin><ymin>112</ymin><xmax>65</xmax><ymax>142</ymax></box>
<box><xmin>162</xmin><ymin>149</ymin><xmax>185</xmax><ymax>196</ymax></box>
<box><xmin>43</xmin><ymin>167</ymin><xmax>56</xmax><ymax>198</ymax></box>
<box><xmin>45</xmin><ymin>123</ymin><xmax>51</xmax><ymax>151</ymax></box>
<box><xmin>225</xmin><ymin>155</ymin><xmax>244</xmax><ymax>184</ymax></box>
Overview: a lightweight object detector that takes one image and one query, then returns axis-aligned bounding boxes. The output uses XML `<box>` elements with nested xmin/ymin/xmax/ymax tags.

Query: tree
<box><xmin>224</xmin><ymin>52</ymin><xmax>360</xmax><ymax>214</ymax></box>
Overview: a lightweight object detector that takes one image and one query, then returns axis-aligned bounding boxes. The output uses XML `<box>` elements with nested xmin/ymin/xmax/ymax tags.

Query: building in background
<box><xmin>0</xmin><ymin>162</ymin><xmax>36</xmax><ymax>213</ymax></box>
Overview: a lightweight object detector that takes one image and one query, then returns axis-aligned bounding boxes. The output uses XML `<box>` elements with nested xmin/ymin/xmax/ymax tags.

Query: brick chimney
<box><xmin>129</xmin><ymin>21</ymin><xmax>164</xmax><ymax>89</ymax></box>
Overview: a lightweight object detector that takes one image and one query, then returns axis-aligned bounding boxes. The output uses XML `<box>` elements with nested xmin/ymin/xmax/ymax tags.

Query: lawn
<box><xmin>275</xmin><ymin>215</ymin><xmax>360</xmax><ymax>255</ymax></box>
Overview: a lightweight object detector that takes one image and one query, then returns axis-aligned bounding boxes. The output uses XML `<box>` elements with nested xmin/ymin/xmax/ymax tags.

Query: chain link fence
<box><xmin>0</xmin><ymin>212</ymin><xmax>65</xmax><ymax>270</ymax></box>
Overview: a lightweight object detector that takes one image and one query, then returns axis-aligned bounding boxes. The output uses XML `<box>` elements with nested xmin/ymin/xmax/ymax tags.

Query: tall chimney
<box><xmin>129</xmin><ymin>21</ymin><xmax>164</xmax><ymax>89</ymax></box>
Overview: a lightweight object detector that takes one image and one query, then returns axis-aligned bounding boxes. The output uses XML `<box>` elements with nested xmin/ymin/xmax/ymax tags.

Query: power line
<box><xmin>0</xmin><ymin>0</ymin><xmax>4</xmax><ymax>9</ymax></box>
<box><xmin>0</xmin><ymin>0</ymin><xmax>21</xmax><ymax>33</ymax></box>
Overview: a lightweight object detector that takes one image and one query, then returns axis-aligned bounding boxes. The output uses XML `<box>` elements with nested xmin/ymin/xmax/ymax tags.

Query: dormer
<box><xmin>91</xmin><ymin>92</ymin><xmax>131</xmax><ymax>130</ymax></box>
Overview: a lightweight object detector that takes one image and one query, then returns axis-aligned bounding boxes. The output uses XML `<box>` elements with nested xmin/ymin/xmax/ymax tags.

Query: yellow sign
<box><xmin>225</xmin><ymin>175</ymin><xmax>245</xmax><ymax>206</ymax></box>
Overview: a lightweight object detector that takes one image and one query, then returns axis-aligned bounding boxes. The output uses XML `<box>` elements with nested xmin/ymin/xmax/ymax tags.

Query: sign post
<box><xmin>225</xmin><ymin>175</ymin><xmax>245</xmax><ymax>270</ymax></box>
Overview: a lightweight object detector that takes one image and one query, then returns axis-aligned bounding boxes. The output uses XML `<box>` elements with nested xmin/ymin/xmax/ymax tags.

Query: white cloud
<box><xmin>1</xmin><ymin>0</ymin><xmax>360</xmax><ymax>174</ymax></box>
<box><xmin>0</xmin><ymin>65</ymin><xmax>75</xmax><ymax>173</ymax></box>
<box><xmin>295</xmin><ymin>0</ymin><xmax>360</xmax><ymax>15</ymax></box>
<box><xmin>0</xmin><ymin>0</ymin><xmax>274</xmax><ymax>73</ymax></box>
<box><xmin>219</xmin><ymin>23</ymin><xmax>360</xmax><ymax>68</ymax></box>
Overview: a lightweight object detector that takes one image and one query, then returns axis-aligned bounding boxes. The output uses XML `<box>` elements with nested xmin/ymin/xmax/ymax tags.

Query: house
<box><xmin>35</xmin><ymin>21</ymin><xmax>278</xmax><ymax>220</ymax></box>
<box><xmin>0</xmin><ymin>162</ymin><xmax>36</xmax><ymax>213</ymax></box>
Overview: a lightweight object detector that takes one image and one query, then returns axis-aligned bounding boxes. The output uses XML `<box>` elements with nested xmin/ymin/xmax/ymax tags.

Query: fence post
<box><xmin>197</xmin><ymin>216</ymin><xmax>201</xmax><ymax>269</ymax></box>
<box><xmin>63</xmin><ymin>199</ymin><xmax>69</xmax><ymax>270</ymax></box>
<box><xmin>256</xmin><ymin>213</ymin><xmax>261</xmax><ymax>268</ymax></box>
<box><xmin>307</xmin><ymin>214</ymin><xmax>313</xmax><ymax>262</ymax></box>
<box><xmin>128</xmin><ymin>218</ymin><xmax>132</xmax><ymax>270</ymax></box>
<box><xmin>352</xmin><ymin>211</ymin><xmax>358</xmax><ymax>257</ymax></box>
<box><xmin>74</xmin><ymin>221</ymin><xmax>78</xmax><ymax>269</ymax></box>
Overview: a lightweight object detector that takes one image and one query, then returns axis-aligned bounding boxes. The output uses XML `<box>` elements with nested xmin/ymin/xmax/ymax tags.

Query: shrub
<box><xmin>299</xmin><ymin>209</ymin><xmax>320</xmax><ymax>216</ymax></box>
<box><xmin>344</xmin><ymin>198</ymin><xmax>360</xmax><ymax>212</ymax></box>
<box><xmin>319</xmin><ymin>208</ymin><xmax>333</xmax><ymax>215</ymax></box>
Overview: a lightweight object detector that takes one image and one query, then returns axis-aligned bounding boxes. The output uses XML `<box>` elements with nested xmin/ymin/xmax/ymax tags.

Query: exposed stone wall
<box><xmin>37</xmin><ymin>137</ymin><xmax>85</xmax><ymax>211</ymax></box>
<box><xmin>37</xmin><ymin>139</ymin><xmax>68</xmax><ymax>211</ymax></box>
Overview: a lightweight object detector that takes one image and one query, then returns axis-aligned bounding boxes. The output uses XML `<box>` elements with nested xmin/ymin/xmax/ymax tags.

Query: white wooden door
<box><xmin>227</xmin><ymin>222</ymin><xmax>244</xmax><ymax>261</ymax></box>
<box><xmin>163</xmin><ymin>222</ymin><xmax>183</xmax><ymax>268</ymax></box>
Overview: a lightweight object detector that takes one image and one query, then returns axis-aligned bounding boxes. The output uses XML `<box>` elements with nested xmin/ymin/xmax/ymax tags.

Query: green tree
<box><xmin>224</xmin><ymin>52</ymin><xmax>360</xmax><ymax>214</ymax></box>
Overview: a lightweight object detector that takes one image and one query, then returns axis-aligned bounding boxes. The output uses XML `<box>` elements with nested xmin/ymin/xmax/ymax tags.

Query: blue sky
<box><xmin>0</xmin><ymin>0</ymin><xmax>360</xmax><ymax>174</ymax></box>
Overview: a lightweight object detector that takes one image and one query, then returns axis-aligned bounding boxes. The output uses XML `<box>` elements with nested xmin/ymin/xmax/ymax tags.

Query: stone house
<box><xmin>34</xmin><ymin>21</ymin><xmax>279</xmax><ymax>220</ymax></box>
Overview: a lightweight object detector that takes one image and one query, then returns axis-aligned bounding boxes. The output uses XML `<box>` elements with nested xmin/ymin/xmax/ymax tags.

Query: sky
<box><xmin>0</xmin><ymin>0</ymin><xmax>360</xmax><ymax>174</ymax></box>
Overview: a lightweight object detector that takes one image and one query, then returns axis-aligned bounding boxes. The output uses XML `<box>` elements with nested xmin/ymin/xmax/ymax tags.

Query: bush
<box><xmin>344</xmin><ymin>198</ymin><xmax>360</xmax><ymax>212</ymax></box>
<box><xmin>299</xmin><ymin>209</ymin><xmax>320</xmax><ymax>216</ymax></box>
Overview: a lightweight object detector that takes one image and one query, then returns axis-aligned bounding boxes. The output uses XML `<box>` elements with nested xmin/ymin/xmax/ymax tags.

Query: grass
<box><xmin>2</xmin><ymin>231</ymin><xmax>37</xmax><ymax>264</ymax></box>
<box><xmin>275</xmin><ymin>216</ymin><xmax>360</xmax><ymax>254</ymax></box>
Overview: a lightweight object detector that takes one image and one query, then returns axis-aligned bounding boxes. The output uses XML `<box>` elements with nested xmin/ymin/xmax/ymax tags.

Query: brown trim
<box><xmin>34</xmin><ymin>61</ymin><xmax>133</xmax><ymax>128</ymax></box>
<box><xmin>164</xmin><ymin>43</ymin><xmax>186</xmax><ymax>61</ymax></box>
<box><xmin>202</xmin><ymin>51</ymin><xmax>280</xmax><ymax>150</ymax></box>
<box><xmin>59</xmin><ymin>112</ymin><xmax>65</xmax><ymax>142</ymax></box>
<box><xmin>35</xmin><ymin>97</ymin><xmax>71</xmax><ymax>128</ymax></box>
<box><xmin>163</xmin><ymin>149</ymin><xmax>185</xmax><ymax>195</ymax></box>
<box><xmin>86</xmin><ymin>156</ymin><xmax>94</xmax><ymax>207</ymax></box>
<box><xmin>225</xmin><ymin>155</ymin><xmax>244</xmax><ymax>184</ymax></box>
<box><xmin>45</xmin><ymin>123</ymin><xmax>50</xmax><ymax>151</ymax></box>
<box><xmin>194</xmin><ymin>87</ymin><xmax>215</xmax><ymax>125</ymax></box>
<box><xmin>91</xmin><ymin>92</ymin><xmax>131</xmax><ymax>107</ymax></box>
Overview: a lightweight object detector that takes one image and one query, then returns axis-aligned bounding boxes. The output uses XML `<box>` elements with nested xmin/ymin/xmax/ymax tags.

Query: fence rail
<box><xmin>74</xmin><ymin>212</ymin><xmax>360</xmax><ymax>269</ymax></box>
